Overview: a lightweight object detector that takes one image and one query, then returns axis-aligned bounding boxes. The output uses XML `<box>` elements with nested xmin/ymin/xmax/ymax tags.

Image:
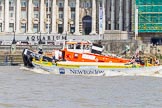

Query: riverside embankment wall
<box><xmin>0</xmin><ymin>45</ymin><xmax>62</xmax><ymax>65</ymax></box>
<box><xmin>0</xmin><ymin>40</ymin><xmax>162</xmax><ymax>65</ymax></box>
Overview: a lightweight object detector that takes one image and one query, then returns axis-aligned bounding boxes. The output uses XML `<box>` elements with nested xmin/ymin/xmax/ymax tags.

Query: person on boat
<box><xmin>135</xmin><ymin>56</ymin><xmax>141</xmax><ymax>63</ymax></box>
<box><xmin>59</xmin><ymin>49</ymin><xmax>63</xmax><ymax>60</ymax></box>
<box><xmin>38</xmin><ymin>48</ymin><xmax>43</xmax><ymax>55</ymax></box>
<box><xmin>130</xmin><ymin>56</ymin><xmax>136</xmax><ymax>64</ymax></box>
<box><xmin>149</xmin><ymin>57</ymin><xmax>153</xmax><ymax>65</ymax></box>
<box><xmin>52</xmin><ymin>49</ymin><xmax>62</xmax><ymax>62</ymax></box>
<box><xmin>136</xmin><ymin>56</ymin><xmax>144</xmax><ymax>65</ymax></box>
<box><xmin>130</xmin><ymin>55</ymin><xmax>144</xmax><ymax>66</ymax></box>
<box><xmin>51</xmin><ymin>49</ymin><xmax>56</xmax><ymax>62</ymax></box>
<box><xmin>33</xmin><ymin>48</ymin><xmax>43</xmax><ymax>61</ymax></box>
<box><xmin>154</xmin><ymin>57</ymin><xmax>160</xmax><ymax>66</ymax></box>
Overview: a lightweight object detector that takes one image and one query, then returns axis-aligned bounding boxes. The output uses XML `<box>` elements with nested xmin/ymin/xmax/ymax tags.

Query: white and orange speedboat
<box><xmin>22</xmin><ymin>47</ymin><xmax>162</xmax><ymax>76</ymax></box>
<box><xmin>61</xmin><ymin>40</ymin><xmax>130</xmax><ymax>63</ymax></box>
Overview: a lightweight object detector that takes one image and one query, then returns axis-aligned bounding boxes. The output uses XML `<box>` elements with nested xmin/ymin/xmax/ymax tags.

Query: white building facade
<box><xmin>0</xmin><ymin>0</ymin><xmax>132</xmax><ymax>42</ymax></box>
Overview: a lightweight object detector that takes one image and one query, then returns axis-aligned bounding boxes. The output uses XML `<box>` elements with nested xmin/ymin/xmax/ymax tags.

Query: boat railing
<box><xmin>67</xmin><ymin>49</ymin><xmax>90</xmax><ymax>53</ymax></box>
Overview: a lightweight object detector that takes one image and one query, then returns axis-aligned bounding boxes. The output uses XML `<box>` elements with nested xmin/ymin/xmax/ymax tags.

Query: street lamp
<box><xmin>12</xmin><ymin>4</ymin><xmax>16</xmax><ymax>44</ymax></box>
<box><xmin>11</xmin><ymin>5</ymin><xmax>16</xmax><ymax>54</ymax></box>
<box><xmin>38</xmin><ymin>32</ymin><xmax>43</xmax><ymax>50</ymax></box>
<box><xmin>38</xmin><ymin>32</ymin><xmax>42</xmax><ymax>44</ymax></box>
<box><xmin>12</xmin><ymin>31</ymin><xmax>16</xmax><ymax>44</ymax></box>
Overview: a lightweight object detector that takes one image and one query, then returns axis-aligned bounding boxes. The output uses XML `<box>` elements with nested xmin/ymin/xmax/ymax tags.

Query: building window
<box><xmin>21</xmin><ymin>0</ymin><xmax>27</xmax><ymax>7</ymax></box>
<box><xmin>34</xmin><ymin>11</ymin><xmax>39</xmax><ymax>18</ymax></box>
<box><xmin>71</xmin><ymin>11</ymin><xmax>75</xmax><ymax>20</ymax></box>
<box><xmin>21</xmin><ymin>23</ymin><xmax>26</xmax><ymax>33</ymax></box>
<box><xmin>33</xmin><ymin>24</ymin><xmax>39</xmax><ymax>33</ymax></box>
<box><xmin>0</xmin><ymin>12</ymin><xmax>2</xmax><ymax>18</ymax></box>
<box><xmin>46</xmin><ymin>24</ymin><xmax>51</xmax><ymax>33</ymax></box>
<box><xmin>9</xmin><ymin>23</ymin><xmax>14</xmax><ymax>32</ymax></box>
<box><xmin>9</xmin><ymin>1</ymin><xmax>14</xmax><ymax>7</ymax></box>
<box><xmin>9</xmin><ymin>12</ymin><xmax>14</xmax><ymax>18</ymax></box>
<box><xmin>70</xmin><ymin>2</ymin><xmax>75</xmax><ymax>8</ymax></box>
<box><xmin>21</xmin><ymin>11</ymin><xmax>27</xmax><ymax>18</ymax></box>
<box><xmin>0</xmin><ymin>23</ymin><xmax>2</xmax><ymax>32</ymax></box>
<box><xmin>86</xmin><ymin>2</ymin><xmax>91</xmax><ymax>8</ymax></box>
<box><xmin>46</xmin><ymin>14</ymin><xmax>51</xmax><ymax>19</ymax></box>
<box><xmin>58</xmin><ymin>24</ymin><xmax>63</xmax><ymax>33</ymax></box>
<box><xmin>80</xmin><ymin>2</ymin><xmax>83</xmax><ymax>8</ymax></box>
<box><xmin>70</xmin><ymin>24</ymin><xmax>75</xmax><ymax>34</ymax></box>
<box><xmin>108</xmin><ymin>24</ymin><xmax>111</xmax><ymax>30</ymax></box>
<box><xmin>59</xmin><ymin>11</ymin><xmax>63</xmax><ymax>19</ymax></box>
<box><xmin>82</xmin><ymin>2</ymin><xmax>91</xmax><ymax>8</ymax></box>
<box><xmin>33</xmin><ymin>0</ymin><xmax>39</xmax><ymax>7</ymax></box>
<box><xmin>46</xmin><ymin>0</ymin><xmax>51</xmax><ymax>7</ymax></box>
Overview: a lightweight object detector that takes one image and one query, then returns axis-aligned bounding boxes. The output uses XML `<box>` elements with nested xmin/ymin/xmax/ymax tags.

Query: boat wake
<box><xmin>104</xmin><ymin>70</ymin><xmax>162</xmax><ymax>77</ymax></box>
<box><xmin>20</xmin><ymin>66</ymin><xmax>50</xmax><ymax>74</ymax></box>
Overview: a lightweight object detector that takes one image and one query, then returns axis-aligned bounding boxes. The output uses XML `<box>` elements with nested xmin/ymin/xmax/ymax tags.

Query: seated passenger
<box><xmin>130</xmin><ymin>56</ymin><xmax>136</xmax><ymax>64</ymax></box>
<box><xmin>38</xmin><ymin>48</ymin><xmax>43</xmax><ymax>54</ymax></box>
<box><xmin>155</xmin><ymin>57</ymin><xmax>160</xmax><ymax>66</ymax></box>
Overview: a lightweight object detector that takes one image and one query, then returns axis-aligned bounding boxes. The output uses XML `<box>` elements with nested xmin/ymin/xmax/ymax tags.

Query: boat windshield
<box><xmin>83</xmin><ymin>44</ymin><xmax>90</xmax><ymax>50</ymax></box>
<box><xmin>66</xmin><ymin>41</ymin><xmax>91</xmax><ymax>51</ymax></box>
<box><xmin>68</xmin><ymin>44</ymin><xmax>74</xmax><ymax>49</ymax></box>
<box><xmin>76</xmin><ymin>43</ymin><xmax>81</xmax><ymax>49</ymax></box>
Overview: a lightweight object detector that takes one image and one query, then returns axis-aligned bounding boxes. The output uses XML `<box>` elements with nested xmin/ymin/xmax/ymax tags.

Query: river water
<box><xmin>0</xmin><ymin>66</ymin><xmax>162</xmax><ymax>108</ymax></box>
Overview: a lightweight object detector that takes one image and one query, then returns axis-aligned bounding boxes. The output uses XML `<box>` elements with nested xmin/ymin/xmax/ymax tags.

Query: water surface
<box><xmin>0</xmin><ymin>66</ymin><xmax>162</xmax><ymax>108</ymax></box>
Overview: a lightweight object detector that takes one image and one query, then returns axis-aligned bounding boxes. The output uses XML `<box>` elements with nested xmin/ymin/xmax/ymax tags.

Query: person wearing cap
<box><xmin>38</xmin><ymin>48</ymin><xmax>43</xmax><ymax>55</ymax></box>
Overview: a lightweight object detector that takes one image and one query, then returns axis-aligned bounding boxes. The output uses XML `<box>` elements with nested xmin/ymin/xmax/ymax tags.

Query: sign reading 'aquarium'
<box><xmin>70</xmin><ymin>69</ymin><xmax>105</xmax><ymax>75</ymax></box>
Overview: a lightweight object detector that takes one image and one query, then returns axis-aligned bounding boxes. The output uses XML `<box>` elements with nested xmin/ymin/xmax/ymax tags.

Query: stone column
<box><xmin>111</xmin><ymin>0</ymin><xmax>114</xmax><ymax>30</ymax></box>
<box><xmin>119</xmin><ymin>0</ymin><xmax>123</xmax><ymax>31</ymax></box>
<box><xmin>63</xmin><ymin>0</ymin><xmax>69</xmax><ymax>34</ymax></box>
<box><xmin>16</xmin><ymin>0</ymin><xmax>21</xmax><ymax>33</ymax></box>
<box><xmin>126</xmin><ymin>0</ymin><xmax>129</xmax><ymax>31</ymax></box>
<box><xmin>4</xmin><ymin>0</ymin><xmax>9</xmax><ymax>32</ymax></box>
<box><xmin>106</xmin><ymin>0</ymin><xmax>111</xmax><ymax>30</ymax></box>
<box><xmin>102</xmin><ymin>0</ymin><xmax>105</xmax><ymax>34</ymax></box>
<box><xmin>40</xmin><ymin>0</ymin><xmax>44</xmax><ymax>33</ymax></box>
<box><xmin>90</xmin><ymin>0</ymin><xmax>96</xmax><ymax>34</ymax></box>
<box><xmin>51</xmin><ymin>0</ymin><xmax>57</xmax><ymax>33</ymax></box>
<box><xmin>74</xmin><ymin>0</ymin><xmax>80</xmax><ymax>35</ymax></box>
<box><xmin>28</xmin><ymin>0</ymin><xmax>32</xmax><ymax>33</ymax></box>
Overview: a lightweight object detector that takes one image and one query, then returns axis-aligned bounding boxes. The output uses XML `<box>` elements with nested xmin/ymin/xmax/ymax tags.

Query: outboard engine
<box><xmin>22</xmin><ymin>48</ymin><xmax>34</xmax><ymax>68</ymax></box>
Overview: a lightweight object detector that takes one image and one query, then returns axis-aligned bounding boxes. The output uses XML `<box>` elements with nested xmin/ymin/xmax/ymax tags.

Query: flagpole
<box><xmin>99</xmin><ymin>2</ymin><xmax>103</xmax><ymax>40</ymax></box>
<box><xmin>135</xmin><ymin>5</ymin><xmax>138</xmax><ymax>40</ymax></box>
<box><xmin>47</xmin><ymin>0</ymin><xmax>50</xmax><ymax>34</ymax></box>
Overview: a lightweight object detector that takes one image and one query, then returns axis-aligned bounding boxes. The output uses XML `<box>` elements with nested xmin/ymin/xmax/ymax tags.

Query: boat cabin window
<box><xmin>66</xmin><ymin>41</ymin><xmax>91</xmax><ymax>51</ymax></box>
<box><xmin>68</xmin><ymin>44</ymin><xmax>74</xmax><ymax>49</ymax></box>
<box><xmin>76</xmin><ymin>43</ymin><xmax>81</xmax><ymax>49</ymax></box>
<box><xmin>83</xmin><ymin>44</ymin><xmax>90</xmax><ymax>50</ymax></box>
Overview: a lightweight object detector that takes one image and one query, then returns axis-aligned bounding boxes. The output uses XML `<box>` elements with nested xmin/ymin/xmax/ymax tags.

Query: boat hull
<box><xmin>32</xmin><ymin>61</ymin><xmax>162</xmax><ymax>76</ymax></box>
<box><xmin>64</xmin><ymin>49</ymin><xmax>130</xmax><ymax>63</ymax></box>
